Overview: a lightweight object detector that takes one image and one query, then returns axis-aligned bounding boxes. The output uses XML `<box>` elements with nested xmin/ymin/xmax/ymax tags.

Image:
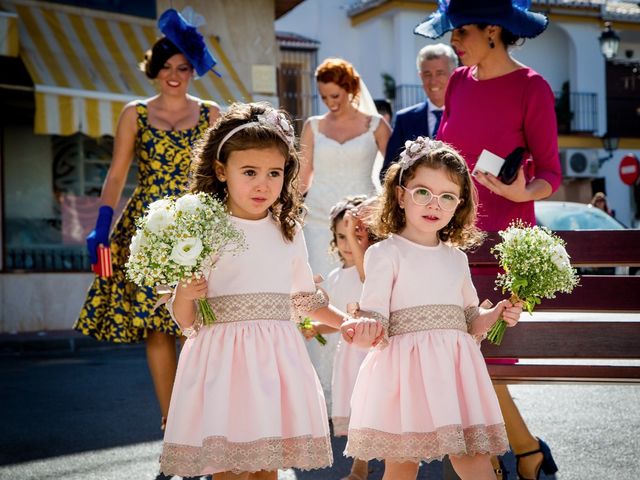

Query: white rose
<box><xmin>409</xmin><ymin>143</ymin><xmax>421</xmax><ymax>153</ymax></box>
<box><xmin>550</xmin><ymin>244</ymin><xmax>571</xmax><ymax>269</ymax></box>
<box><xmin>148</xmin><ymin>198</ymin><xmax>172</xmax><ymax>212</ymax></box>
<box><xmin>170</xmin><ymin>238</ymin><xmax>204</xmax><ymax>266</ymax></box>
<box><xmin>503</xmin><ymin>228</ymin><xmax>524</xmax><ymax>243</ymax></box>
<box><xmin>146</xmin><ymin>207</ymin><xmax>174</xmax><ymax>234</ymax></box>
<box><xmin>175</xmin><ymin>194</ymin><xmax>203</xmax><ymax>215</ymax></box>
<box><xmin>130</xmin><ymin>231</ymin><xmax>147</xmax><ymax>254</ymax></box>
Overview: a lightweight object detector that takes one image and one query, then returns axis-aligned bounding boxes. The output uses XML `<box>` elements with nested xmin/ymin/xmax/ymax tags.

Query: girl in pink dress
<box><xmin>159</xmin><ymin>103</ymin><xmax>349</xmax><ymax>480</ymax></box>
<box><xmin>340</xmin><ymin>136</ymin><xmax>523</xmax><ymax>480</ymax></box>
<box><xmin>303</xmin><ymin>194</ymin><xmax>377</xmax><ymax>480</ymax></box>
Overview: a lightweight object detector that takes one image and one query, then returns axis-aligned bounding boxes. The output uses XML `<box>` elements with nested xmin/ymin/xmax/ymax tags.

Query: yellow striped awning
<box><xmin>1</xmin><ymin>0</ymin><xmax>251</xmax><ymax>137</ymax></box>
<box><xmin>0</xmin><ymin>10</ymin><xmax>18</xmax><ymax>56</ymax></box>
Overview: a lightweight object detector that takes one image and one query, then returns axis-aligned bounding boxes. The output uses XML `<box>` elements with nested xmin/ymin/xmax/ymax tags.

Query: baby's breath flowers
<box><xmin>487</xmin><ymin>221</ymin><xmax>580</xmax><ymax>345</ymax></box>
<box><xmin>126</xmin><ymin>192</ymin><xmax>246</xmax><ymax>325</ymax></box>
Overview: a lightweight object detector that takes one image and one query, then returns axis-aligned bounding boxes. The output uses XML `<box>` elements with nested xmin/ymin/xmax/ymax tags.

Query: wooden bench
<box><xmin>468</xmin><ymin>230</ymin><xmax>640</xmax><ymax>384</ymax></box>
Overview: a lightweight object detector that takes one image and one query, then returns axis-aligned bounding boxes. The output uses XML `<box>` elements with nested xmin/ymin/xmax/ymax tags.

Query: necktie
<box><xmin>432</xmin><ymin>109</ymin><xmax>443</xmax><ymax>138</ymax></box>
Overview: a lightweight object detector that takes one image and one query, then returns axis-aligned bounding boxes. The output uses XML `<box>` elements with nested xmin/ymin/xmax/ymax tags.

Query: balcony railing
<box><xmin>393</xmin><ymin>85</ymin><xmax>598</xmax><ymax>134</ymax></box>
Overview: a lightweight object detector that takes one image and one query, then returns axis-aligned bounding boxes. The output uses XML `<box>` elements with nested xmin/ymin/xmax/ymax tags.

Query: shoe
<box><xmin>154</xmin><ymin>473</ymin><xmax>173</xmax><ymax>480</ymax></box>
<box><xmin>494</xmin><ymin>458</ymin><xmax>508</xmax><ymax>480</ymax></box>
<box><xmin>515</xmin><ymin>438</ymin><xmax>558</xmax><ymax>480</ymax></box>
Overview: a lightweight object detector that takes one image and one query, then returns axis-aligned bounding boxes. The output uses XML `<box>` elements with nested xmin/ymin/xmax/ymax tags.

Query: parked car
<box><xmin>534</xmin><ymin>200</ymin><xmax>631</xmax><ymax>275</ymax></box>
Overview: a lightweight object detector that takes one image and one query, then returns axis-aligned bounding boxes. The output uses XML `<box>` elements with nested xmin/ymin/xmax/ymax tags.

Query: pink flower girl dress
<box><xmin>160</xmin><ymin>214</ymin><xmax>332</xmax><ymax>477</ymax></box>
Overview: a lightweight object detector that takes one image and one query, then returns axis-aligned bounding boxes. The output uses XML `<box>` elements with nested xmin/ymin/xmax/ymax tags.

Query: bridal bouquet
<box><xmin>125</xmin><ymin>192</ymin><xmax>246</xmax><ymax>325</ymax></box>
<box><xmin>486</xmin><ymin>221</ymin><xmax>580</xmax><ymax>345</ymax></box>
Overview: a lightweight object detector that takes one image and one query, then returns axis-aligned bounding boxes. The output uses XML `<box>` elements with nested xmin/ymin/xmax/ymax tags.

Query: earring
<box><xmin>489</xmin><ymin>38</ymin><xmax>495</xmax><ymax>49</ymax></box>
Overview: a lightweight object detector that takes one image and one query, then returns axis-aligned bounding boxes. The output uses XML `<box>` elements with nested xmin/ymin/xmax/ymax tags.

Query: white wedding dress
<box><xmin>303</xmin><ymin>114</ymin><xmax>382</xmax><ymax>407</ymax></box>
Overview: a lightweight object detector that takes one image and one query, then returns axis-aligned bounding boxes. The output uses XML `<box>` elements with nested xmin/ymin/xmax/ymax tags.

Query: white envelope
<box><xmin>473</xmin><ymin>149</ymin><xmax>505</xmax><ymax>177</ymax></box>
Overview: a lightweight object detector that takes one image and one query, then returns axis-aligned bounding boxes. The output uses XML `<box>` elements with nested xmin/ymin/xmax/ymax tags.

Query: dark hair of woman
<box><xmin>140</xmin><ymin>37</ymin><xmax>187</xmax><ymax>79</ymax></box>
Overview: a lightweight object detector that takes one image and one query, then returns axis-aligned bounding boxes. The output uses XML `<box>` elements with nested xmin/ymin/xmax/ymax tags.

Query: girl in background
<box><xmin>342</xmin><ymin>137</ymin><xmax>522</xmax><ymax>480</ymax></box>
<box><xmin>302</xmin><ymin>194</ymin><xmax>378</xmax><ymax>480</ymax></box>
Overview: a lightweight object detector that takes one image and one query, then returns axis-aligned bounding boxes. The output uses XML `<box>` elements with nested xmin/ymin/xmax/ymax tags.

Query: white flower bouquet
<box><xmin>126</xmin><ymin>192</ymin><xmax>246</xmax><ymax>325</ymax></box>
<box><xmin>487</xmin><ymin>221</ymin><xmax>580</xmax><ymax>345</ymax></box>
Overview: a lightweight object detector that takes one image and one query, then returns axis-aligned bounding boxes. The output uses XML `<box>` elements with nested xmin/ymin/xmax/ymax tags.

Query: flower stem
<box><xmin>198</xmin><ymin>298</ymin><xmax>217</xmax><ymax>325</ymax></box>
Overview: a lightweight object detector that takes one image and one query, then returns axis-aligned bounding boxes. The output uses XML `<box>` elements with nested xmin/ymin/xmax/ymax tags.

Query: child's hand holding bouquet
<box><xmin>486</xmin><ymin>221</ymin><xmax>580</xmax><ymax>345</ymax></box>
<box><xmin>126</xmin><ymin>192</ymin><xmax>246</xmax><ymax>325</ymax></box>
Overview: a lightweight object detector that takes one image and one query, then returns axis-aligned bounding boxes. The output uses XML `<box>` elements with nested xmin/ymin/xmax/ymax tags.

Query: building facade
<box><xmin>0</xmin><ymin>0</ymin><xmax>301</xmax><ymax>332</ymax></box>
<box><xmin>277</xmin><ymin>0</ymin><xmax>640</xmax><ymax>225</ymax></box>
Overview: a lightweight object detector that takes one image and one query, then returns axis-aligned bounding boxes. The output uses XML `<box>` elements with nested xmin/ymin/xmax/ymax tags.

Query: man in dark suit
<box><xmin>379</xmin><ymin>43</ymin><xmax>458</xmax><ymax>181</ymax></box>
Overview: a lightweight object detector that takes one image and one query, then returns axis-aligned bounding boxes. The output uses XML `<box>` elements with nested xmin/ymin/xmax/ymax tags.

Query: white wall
<box><xmin>511</xmin><ymin>23</ymin><xmax>570</xmax><ymax>92</ymax></box>
<box><xmin>0</xmin><ymin>273</ymin><xmax>93</xmax><ymax>332</ymax></box>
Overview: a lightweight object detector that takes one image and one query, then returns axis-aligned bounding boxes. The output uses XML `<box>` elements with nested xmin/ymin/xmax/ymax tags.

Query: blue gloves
<box><xmin>86</xmin><ymin>205</ymin><xmax>114</xmax><ymax>264</ymax></box>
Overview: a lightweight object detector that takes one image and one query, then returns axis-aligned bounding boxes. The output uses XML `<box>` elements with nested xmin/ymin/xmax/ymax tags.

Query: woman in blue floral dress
<box><xmin>74</xmin><ymin>9</ymin><xmax>220</xmax><ymax>437</ymax></box>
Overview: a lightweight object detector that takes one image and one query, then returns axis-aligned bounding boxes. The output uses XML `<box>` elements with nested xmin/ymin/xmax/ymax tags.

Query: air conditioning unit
<box><xmin>560</xmin><ymin>149</ymin><xmax>600</xmax><ymax>177</ymax></box>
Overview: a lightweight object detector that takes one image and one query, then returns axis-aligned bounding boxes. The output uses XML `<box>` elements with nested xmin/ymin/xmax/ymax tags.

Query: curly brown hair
<box><xmin>188</xmin><ymin>102</ymin><xmax>304</xmax><ymax>242</ymax></box>
<box><xmin>375</xmin><ymin>141</ymin><xmax>485</xmax><ymax>249</ymax></box>
<box><xmin>315</xmin><ymin>58</ymin><xmax>361</xmax><ymax>104</ymax></box>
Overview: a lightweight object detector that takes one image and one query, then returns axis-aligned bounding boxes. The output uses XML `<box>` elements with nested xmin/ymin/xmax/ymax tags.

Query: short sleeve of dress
<box><xmin>290</xmin><ymin>227</ymin><xmax>329</xmax><ymax>316</ymax></box>
<box><xmin>460</xmin><ymin>251</ymin><xmax>480</xmax><ymax>328</ymax></box>
<box><xmin>359</xmin><ymin>243</ymin><xmax>395</xmax><ymax>328</ymax></box>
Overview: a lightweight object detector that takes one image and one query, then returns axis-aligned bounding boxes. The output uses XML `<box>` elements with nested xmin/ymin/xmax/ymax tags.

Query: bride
<box><xmin>299</xmin><ymin>57</ymin><xmax>390</xmax><ymax>407</ymax></box>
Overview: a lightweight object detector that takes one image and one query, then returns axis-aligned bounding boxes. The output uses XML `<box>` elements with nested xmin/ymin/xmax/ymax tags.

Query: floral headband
<box><xmin>216</xmin><ymin>109</ymin><xmax>295</xmax><ymax>159</ymax></box>
<box><xmin>328</xmin><ymin>194</ymin><xmax>369</xmax><ymax>222</ymax></box>
<box><xmin>398</xmin><ymin>136</ymin><xmax>437</xmax><ymax>185</ymax></box>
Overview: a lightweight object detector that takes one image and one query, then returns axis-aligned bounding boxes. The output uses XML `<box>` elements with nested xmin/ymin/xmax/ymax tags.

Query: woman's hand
<box><xmin>474</xmin><ymin>167</ymin><xmax>531</xmax><ymax>203</ymax></box>
<box><xmin>175</xmin><ymin>276</ymin><xmax>208</xmax><ymax>302</ymax></box>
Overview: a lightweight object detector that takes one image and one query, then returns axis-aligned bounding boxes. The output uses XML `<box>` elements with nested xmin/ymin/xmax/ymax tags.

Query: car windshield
<box><xmin>535</xmin><ymin>203</ymin><xmax>624</xmax><ymax>230</ymax></box>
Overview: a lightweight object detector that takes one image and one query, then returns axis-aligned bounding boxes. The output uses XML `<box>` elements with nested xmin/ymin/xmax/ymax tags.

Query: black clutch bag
<box><xmin>498</xmin><ymin>147</ymin><xmax>526</xmax><ymax>185</ymax></box>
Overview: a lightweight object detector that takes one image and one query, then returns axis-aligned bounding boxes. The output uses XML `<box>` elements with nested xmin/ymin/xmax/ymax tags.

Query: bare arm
<box><xmin>298</xmin><ymin>119</ymin><xmax>315</xmax><ymax>194</ymax></box>
<box><xmin>100</xmin><ymin>103</ymin><xmax>138</xmax><ymax>208</ymax></box>
<box><xmin>374</xmin><ymin>117</ymin><xmax>391</xmax><ymax>158</ymax></box>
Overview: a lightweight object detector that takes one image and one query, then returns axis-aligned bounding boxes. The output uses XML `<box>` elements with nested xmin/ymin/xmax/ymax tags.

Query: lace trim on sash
<box><xmin>161</xmin><ymin>434</ymin><xmax>332</xmax><ymax>476</ymax></box>
<box><xmin>346</xmin><ymin>424</ymin><xmax>508</xmax><ymax>463</ymax></box>
<box><xmin>388</xmin><ymin>305</ymin><xmax>467</xmax><ymax>337</ymax></box>
<box><xmin>207</xmin><ymin>292</ymin><xmax>291</xmax><ymax>324</ymax></box>
<box><xmin>290</xmin><ymin>289</ymin><xmax>329</xmax><ymax>317</ymax></box>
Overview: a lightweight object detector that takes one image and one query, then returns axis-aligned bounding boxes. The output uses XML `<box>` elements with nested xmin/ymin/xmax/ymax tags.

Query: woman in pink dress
<box><xmin>159</xmin><ymin>103</ymin><xmax>350</xmax><ymax>479</ymax></box>
<box><xmin>415</xmin><ymin>2</ymin><xmax>562</xmax><ymax>478</ymax></box>
<box><xmin>341</xmin><ymin>137</ymin><xmax>523</xmax><ymax>480</ymax></box>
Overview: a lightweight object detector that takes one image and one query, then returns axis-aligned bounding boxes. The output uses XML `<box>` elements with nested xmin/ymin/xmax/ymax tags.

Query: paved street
<box><xmin>0</xmin><ymin>332</ymin><xmax>639</xmax><ymax>480</ymax></box>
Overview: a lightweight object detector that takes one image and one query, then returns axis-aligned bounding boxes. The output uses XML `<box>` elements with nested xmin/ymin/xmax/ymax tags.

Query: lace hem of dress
<box><xmin>388</xmin><ymin>305</ymin><xmax>467</xmax><ymax>337</ymax></box>
<box><xmin>291</xmin><ymin>289</ymin><xmax>329</xmax><ymax>317</ymax></box>
<box><xmin>161</xmin><ymin>434</ymin><xmax>333</xmax><ymax>476</ymax></box>
<box><xmin>345</xmin><ymin>423</ymin><xmax>508</xmax><ymax>463</ymax></box>
<box><xmin>332</xmin><ymin>416</ymin><xmax>350</xmax><ymax>437</ymax></box>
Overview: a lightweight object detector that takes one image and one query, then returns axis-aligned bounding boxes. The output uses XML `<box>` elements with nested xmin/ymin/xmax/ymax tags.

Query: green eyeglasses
<box><xmin>401</xmin><ymin>186</ymin><xmax>460</xmax><ymax>211</ymax></box>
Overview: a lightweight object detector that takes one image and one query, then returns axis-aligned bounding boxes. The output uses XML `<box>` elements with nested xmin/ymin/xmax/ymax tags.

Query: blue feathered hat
<box><xmin>414</xmin><ymin>0</ymin><xmax>548</xmax><ymax>40</ymax></box>
<box><xmin>158</xmin><ymin>8</ymin><xmax>221</xmax><ymax>78</ymax></box>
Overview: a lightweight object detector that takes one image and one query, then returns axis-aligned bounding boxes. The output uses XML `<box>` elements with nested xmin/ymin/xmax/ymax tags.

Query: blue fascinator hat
<box><xmin>158</xmin><ymin>8</ymin><xmax>221</xmax><ymax>77</ymax></box>
<box><xmin>414</xmin><ymin>0</ymin><xmax>548</xmax><ymax>40</ymax></box>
